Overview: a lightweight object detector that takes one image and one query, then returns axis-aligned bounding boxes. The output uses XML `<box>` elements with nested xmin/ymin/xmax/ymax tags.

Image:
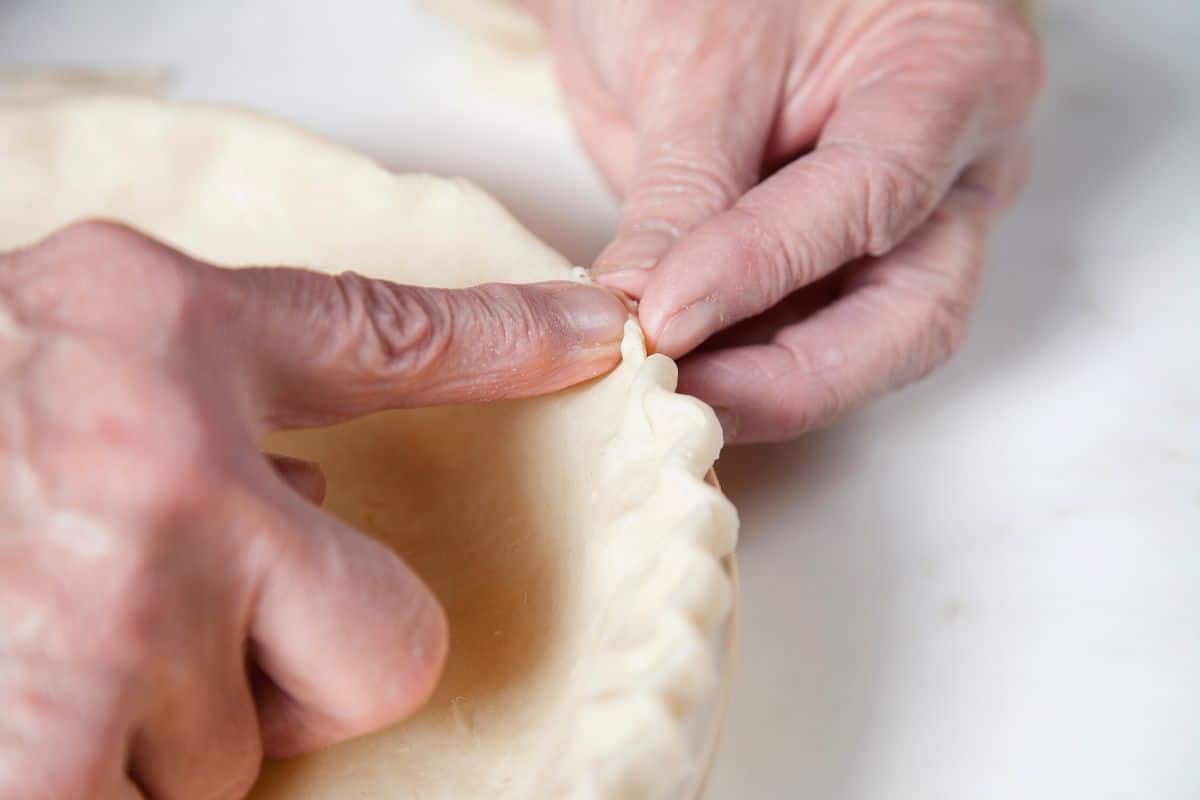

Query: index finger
<box><xmin>224</xmin><ymin>268</ymin><xmax>629</xmax><ymax>428</ymax></box>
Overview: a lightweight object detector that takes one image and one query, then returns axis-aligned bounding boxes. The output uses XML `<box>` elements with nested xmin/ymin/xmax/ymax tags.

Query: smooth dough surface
<box><xmin>0</xmin><ymin>96</ymin><xmax>737</xmax><ymax>799</ymax></box>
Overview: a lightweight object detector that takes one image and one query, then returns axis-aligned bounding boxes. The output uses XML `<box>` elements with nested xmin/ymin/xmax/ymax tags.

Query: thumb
<box><xmin>591</xmin><ymin>72</ymin><xmax>775</xmax><ymax>290</ymax></box>
<box><xmin>225</xmin><ymin>269</ymin><xmax>630</xmax><ymax>428</ymax></box>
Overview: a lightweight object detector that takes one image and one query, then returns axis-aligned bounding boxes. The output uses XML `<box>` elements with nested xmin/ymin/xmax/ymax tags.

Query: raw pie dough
<box><xmin>0</xmin><ymin>97</ymin><xmax>738</xmax><ymax>799</ymax></box>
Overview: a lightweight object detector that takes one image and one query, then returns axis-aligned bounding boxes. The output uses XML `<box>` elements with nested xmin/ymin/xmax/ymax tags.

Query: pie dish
<box><xmin>0</xmin><ymin>96</ymin><xmax>739</xmax><ymax>799</ymax></box>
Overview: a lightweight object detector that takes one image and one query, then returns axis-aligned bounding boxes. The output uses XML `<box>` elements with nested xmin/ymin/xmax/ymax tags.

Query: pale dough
<box><xmin>0</xmin><ymin>96</ymin><xmax>737</xmax><ymax>799</ymax></box>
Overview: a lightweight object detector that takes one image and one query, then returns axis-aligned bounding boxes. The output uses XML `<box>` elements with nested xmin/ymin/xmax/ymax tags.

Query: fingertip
<box><xmin>676</xmin><ymin>348</ymin><xmax>797</xmax><ymax>444</ymax></box>
<box><xmin>339</xmin><ymin>549</ymin><xmax>450</xmax><ymax>731</ymax></box>
<box><xmin>633</xmin><ymin>217</ymin><xmax>748</xmax><ymax>357</ymax></box>
<box><xmin>546</xmin><ymin>283</ymin><xmax>629</xmax><ymax>349</ymax></box>
<box><xmin>396</xmin><ymin>581</ymin><xmax>450</xmax><ymax>714</ymax></box>
<box><xmin>643</xmin><ymin>294</ymin><xmax>722</xmax><ymax>358</ymax></box>
<box><xmin>593</xmin><ymin>267</ymin><xmax>651</xmax><ymax>300</ymax></box>
<box><xmin>251</xmin><ymin>508</ymin><xmax>452</xmax><ymax>753</ymax></box>
<box><xmin>594</xmin><ymin>229</ymin><xmax>676</xmax><ymax>274</ymax></box>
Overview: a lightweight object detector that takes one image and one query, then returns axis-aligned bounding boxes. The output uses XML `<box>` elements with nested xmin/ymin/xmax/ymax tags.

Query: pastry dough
<box><xmin>0</xmin><ymin>97</ymin><xmax>737</xmax><ymax>799</ymax></box>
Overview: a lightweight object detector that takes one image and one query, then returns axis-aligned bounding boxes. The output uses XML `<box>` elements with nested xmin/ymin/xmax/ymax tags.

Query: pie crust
<box><xmin>0</xmin><ymin>96</ymin><xmax>739</xmax><ymax>799</ymax></box>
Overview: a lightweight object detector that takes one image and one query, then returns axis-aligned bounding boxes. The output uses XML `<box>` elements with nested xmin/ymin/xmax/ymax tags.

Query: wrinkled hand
<box><xmin>0</xmin><ymin>221</ymin><xmax>627</xmax><ymax>799</ymax></box>
<box><xmin>540</xmin><ymin>0</ymin><xmax>1042</xmax><ymax>441</ymax></box>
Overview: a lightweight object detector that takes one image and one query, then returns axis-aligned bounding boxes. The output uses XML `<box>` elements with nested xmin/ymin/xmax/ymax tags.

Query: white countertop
<box><xmin>3</xmin><ymin>1</ymin><xmax>1197</xmax><ymax>797</ymax></box>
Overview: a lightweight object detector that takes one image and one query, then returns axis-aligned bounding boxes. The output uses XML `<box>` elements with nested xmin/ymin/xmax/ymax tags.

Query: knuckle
<box><xmin>818</xmin><ymin>137</ymin><xmax>946</xmax><ymax>259</ymax></box>
<box><xmin>889</xmin><ymin>291</ymin><xmax>972</xmax><ymax>388</ymax></box>
<box><xmin>8</xmin><ymin>219</ymin><xmax>150</xmax><ymax>294</ymax></box>
<box><xmin>31</xmin><ymin>219</ymin><xmax>217</xmax><ymax>336</ymax></box>
<box><xmin>945</xmin><ymin>1</ymin><xmax>1044</xmax><ymax>113</ymax></box>
<box><xmin>633</xmin><ymin>137</ymin><xmax>746</xmax><ymax>225</ymax></box>
<box><xmin>49</xmin><ymin>221</ymin><xmax>187</xmax><ymax>289</ymax></box>
<box><xmin>104</xmin><ymin>382</ymin><xmax>226</xmax><ymax>519</ymax></box>
<box><xmin>775</xmin><ymin>389</ymin><xmax>819</xmax><ymax>439</ymax></box>
<box><xmin>721</xmin><ymin>204</ymin><xmax>802</xmax><ymax>304</ymax></box>
<box><xmin>330</xmin><ymin>272</ymin><xmax>453</xmax><ymax>384</ymax></box>
<box><xmin>126</xmin><ymin>454</ymin><xmax>216</xmax><ymax>524</ymax></box>
<box><xmin>48</xmin><ymin>219</ymin><xmax>154</xmax><ymax>254</ymax></box>
<box><xmin>941</xmin><ymin>2</ymin><xmax>1044</xmax><ymax>112</ymax></box>
<box><xmin>859</xmin><ymin>149</ymin><xmax>943</xmax><ymax>256</ymax></box>
<box><xmin>921</xmin><ymin>293</ymin><xmax>971</xmax><ymax>374</ymax></box>
<box><xmin>999</xmin><ymin>14</ymin><xmax>1046</xmax><ymax>105</ymax></box>
<box><xmin>778</xmin><ymin>346</ymin><xmax>849</xmax><ymax>435</ymax></box>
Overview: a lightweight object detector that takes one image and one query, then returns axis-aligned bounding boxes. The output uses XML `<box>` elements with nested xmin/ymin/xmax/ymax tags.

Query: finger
<box><xmin>127</xmin><ymin>665</ymin><xmax>262</xmax><ymax>800</ymax></box>
<box><xmin>693</xmin><ymin>276</ymin><xmax>841</xmax><ymax>354</ymax></box>
<box><xmin>248</xmin><ymin>489</ymin><xmax>448</xmax><ymax>757</ymax></box>
<box><xmin>121</xmin><ymin>518</ymin><xmax>263</xmax><ymax>800</ymax></box>
<box><xmin>114</xmin><ymin>778</ymin><xmax>148</xmax><ymax>800</ymax></box>
<box><xmin>638</xmin><ymin>40</ymin><xmax>1011</xmax><ymax>358</ymax></box>
<box><xmin>268</xmin><ymin>454</ymin><xmax>326</xmax><ymax>505</ymax></box>
<box><xmin>591</xmin><ymin>9</ymin><xmax>786</xmax><ymax>278</ymax></box>
<box><xmin>677</xmin><ymin>194</ymin><xmax>988</xmax><ymax>443</ymax></box>
<box><xmin>226</xmin><ymin>271</ymin><xmax>629</xmax><ymax>428</ymax></box>
<box><xmin>548</xmin><ymin>26</ymin><xmax>638</xmax><ymax>195</ymax></box>
<box><xmin>592</xmin><ymin>120</ymin><xmax>764</xmax><ymax>284</ymax></box>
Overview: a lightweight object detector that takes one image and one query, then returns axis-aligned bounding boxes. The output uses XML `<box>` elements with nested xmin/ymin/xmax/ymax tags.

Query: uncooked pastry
<box><xmin>0</xmin><ymin>96</ymin><xmax>738</xmax><ymax>799</ymax></box>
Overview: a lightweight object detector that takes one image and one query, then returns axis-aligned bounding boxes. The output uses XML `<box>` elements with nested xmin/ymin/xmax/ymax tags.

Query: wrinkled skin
<box><xmin>533</xmin><ymin>0</ymin><xmax>1043</xmax><ymax>441</ymax></box>
<box><xmin>0</xmin><ymin>221</ymin><xmax>628</xmax><ymax>799</ymax></box>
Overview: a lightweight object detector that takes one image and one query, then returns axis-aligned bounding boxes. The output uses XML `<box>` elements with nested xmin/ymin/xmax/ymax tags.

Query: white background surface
<box><xmin>3</xmin><ymin>1</ymin><xmax>1198</xmax><ymax>797</ymax></box>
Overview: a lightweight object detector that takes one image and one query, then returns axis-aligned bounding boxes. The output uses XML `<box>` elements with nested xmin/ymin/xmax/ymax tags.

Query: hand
<box><xmin>0</xmin><ymin>221</ymin><xmax>627</xmax><ymax>799</ymax></box>
<box><xmin>540</xmin><ymin>0</ymin><xmax>1042</xmax><ymax>441</ymax></box>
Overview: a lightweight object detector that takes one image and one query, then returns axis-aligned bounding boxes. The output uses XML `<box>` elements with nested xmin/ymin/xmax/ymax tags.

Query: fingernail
<box><xmin>553</xmin><ymin>285</ymin><xmax>629</xmax><ymax>345</ymax></box>
<box><xmin>594</xmin><ymin>267</ymin><xmax>652</xmax><ymax>300</ymax></box>
<box><xmin>713</xmin><ymin>407</ymin><xmax>739</xmax><ymax>443</ymax></box>
<box><xmin>656</xmin><ymin>298</ymin><xmax>720</xmax><ymax>357</ymax></box>
<box><xmin>594</xmin><ymin>230</ymin><xmax>677</xmax><ymax>273</ymax></box>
